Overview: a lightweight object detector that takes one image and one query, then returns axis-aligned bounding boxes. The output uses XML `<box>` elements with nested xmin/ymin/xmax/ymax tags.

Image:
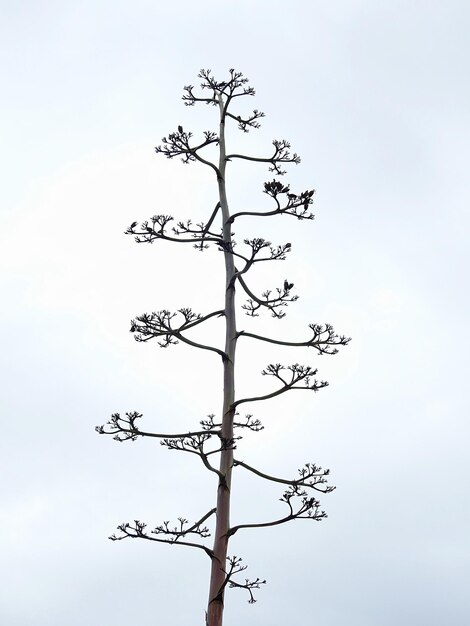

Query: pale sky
<box><xmin>1</xmin><ymin>2</ymin><xmax>469</xmax><ymax>625</ymax></box>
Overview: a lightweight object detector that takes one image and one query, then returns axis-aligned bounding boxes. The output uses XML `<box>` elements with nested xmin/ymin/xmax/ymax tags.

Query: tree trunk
<box><xmin>206</xmin><ymin>96</ymin><xmax>236</xmax><ymax>626</ymax></box>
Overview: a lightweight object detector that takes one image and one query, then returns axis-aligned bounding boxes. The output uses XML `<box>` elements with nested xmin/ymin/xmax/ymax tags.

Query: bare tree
<box><xmin>96</xmin><ymin>69</ymin><xmax>350</xmax><ymax>626</ymax></box>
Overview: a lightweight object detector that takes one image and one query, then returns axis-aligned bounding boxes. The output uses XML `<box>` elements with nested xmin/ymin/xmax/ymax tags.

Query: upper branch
<box><xmin>125</xmin><ymin>212</ymin><xmax>223</xmax><ymax>250</ymax></box>
<box><xmin>182</xmin><ymin>69</ymin><xmax>258</xmax><ymax>113</ymax></box>
<box><xmin>226</xmin><ymin>109</ymin><xmax>265</xmax><ymax>133</ymax></box>
<box><xmin>129</xmin><ymin>308</ymin><xmax>228</xmax><ymax>360</ymax></box>
<box><xmin>238</xmin><ymin>274</ymin><xmax>298</xmax><ymax>319</ymax></box>
<box><xmin>229</xmin><ymin>180</ymin><xmax>315</xmax><ymax>223</ymax></box>
<box><xmin>155</xmin><ymin>127</ymin><xmax>220</xmax><ymax>177</ymax></box>
<box><xmin>226</xmin><ymin>140</ymin><xmax>300</xmax><ymax>176</ymax></box>
<box><xmin>238</xmin><ymin>323</ymin><xmax>351</xmax><ymax>355</ymax></box>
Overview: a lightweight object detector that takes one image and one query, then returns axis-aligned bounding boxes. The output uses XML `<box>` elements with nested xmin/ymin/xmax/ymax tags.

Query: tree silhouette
<box><xmin>96</xmin><ymin>69</ymin><xmax>350</xmax><ymax>626</ymax></box>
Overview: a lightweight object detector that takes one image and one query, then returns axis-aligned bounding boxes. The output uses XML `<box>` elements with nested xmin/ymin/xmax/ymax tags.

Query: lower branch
<box><xmin>96</xmin><ymin>411</ymin><xmax>220</xmax><ymax>442</ymax></box>
<box><xmin>110</xmin><ymin>510</ymin><xmax>217</xmax><ymax>559</ymax></box>
<box><xmin>227</xmin><ymin>484</ymin><xmax>328</xmax><ymax>537</ymax></box>
<box><xmin>211</xmin><ymin>556</ymin><xmax>266</xmax><ymax>606</ymax></box>
<box><xmin>237</xmin><ymin>323</ymin><xmax>351</xmax><ymax>355</ymax></box>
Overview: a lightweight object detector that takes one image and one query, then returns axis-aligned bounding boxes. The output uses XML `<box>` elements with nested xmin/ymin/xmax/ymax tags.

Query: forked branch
<box><xmin>110</xmin><ymin>511</ymin><xmax>216</xmax><ymax>559</ymax></box>
<box><xmin>161</xmin><ymin>433</ymin><xmax>237</xmax><ymax>479</ymax></box>
<box><xmin>126</xmin><ymin>211</ymin><xmax>223</xmax><ymax>250</ymax></box>
<box><xmin>233</xmin><ymin>461</ymin><xmax>334</xmax><ymax>494</ymax></box>
<box><xmin>238</xmin><ymin>274</ymin><xmax>298</xmax><ymax>318</ymax></box>
<box><xmin>155</xmin><ymin>127</ymin><xmax>220</xmax><ymax>176</ymax></box>
<box><xmin>230</xmin><ymin>179</ymin><xmax>315</xmax><ymax>223</ymax></box>
<box><xmin>233</xmin><ymin>363</ymin><xmax>329</xmax><ymax>409</ymax></box>
<box><xmin>227</xmin><ymin>484</ymin><xmax>327</xmax><ymax>537</ymax></box>
<box><xmin>226</xmin><ymin>140</ymin><xmax>300</xmax><ymax>176</ymax></box>
<box><xmin>238</xmin><ymin>323</ymin><xmax>351</xmax><ymax>355</ymax></box>
<box><xmin>129</xmin><ymin>308</ymin><xmax>227</xmax><ymax>359</ymax></box>
<box><xmin>226</xmin><ymin>557</ymin><xmax>266</xmax><ymax>604</ymax></box>
<box><xmin>200</xmin><ymin>413</ymin><xmax>264</xmax><ymax>433</ymax></box>
<box><xmin>95</xmin><ymin>410</ymin><xmax>220</xmax><ymax>442</ymax></box>
<box><xmin>213</xmin><ymin>556</ymin><xmax>266</xmax><ymax>606</ymax></box>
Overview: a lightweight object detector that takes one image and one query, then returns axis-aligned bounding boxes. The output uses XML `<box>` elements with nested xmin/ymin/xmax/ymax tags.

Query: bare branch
<box><xmin>224</xmin><ymin>556</ymin><xmax>266</xmax><ymax>604</ymax></box>
<box><xmin>183</xmin><ymin>69</ymin><xmax>257</xmax><ymax>109</ymax></box>
<box><xmin>238</xmin><ymin>274</ymin><xmax>298</xmax><ymax>319</ymax></box>
<box><xmin>234</xmin><ymin>413</ymin><xmax>264</xmax><ymax>432</ymax></box>
<box><xmin>200</xmin><ymin>413</ymin><xmax>264</xmax><ymax>433</ymax></box>
<box><xmin>233</xmin><ymin>460</ymin><xmax>334</xmax><ymax>494</ymax></box>
<box><xmin>229</xmin><ymin>179</ymin><xmax>315</xmax><ymax>223</ymax></box>
<box><xmin>126</xmin><ymin>213</ymin><xmax>224</xmax><ymax>249</ymax></box>
<box><xmin>130</xmin><ymin>308</ymin><xmax>228</xmax><ymax>360</ymax></box>
<box><xmin>226</xmin><ymin>109</ymin><xmax>265</xmax><ymax>133</ymax></box>
<box><xmin>233</xmin><ymin>363</ymin><xmax>329</xmax><ymax>408</ymax></box>
<box><xmin>236</xmin><ymin>239</ymin><xmax>292</xmax><ymax>275</ymax></box>
<box><xmin>238</xmin><ymin>323</ymin><xmax>351</xmax><ymax>355</ymax></box>
<box><xmin>160</xmin><ymin>432</ymin><xmax>233</xmax><ymax>479</ymax></box>
<box><xmin>95</xmin><ymin>411</ymin><xmax>221</xmax><ymax>442</ymax></box>
<box><xmin>228</xmin><ymin>484</ymin><xmax>328</xmax><ymax>537</ymax></box>
<box><xmin>226</xmin><ymin>140</ymin><xmax>301</xmax><ymax>176</ymax></box>
<box><xmin>110</xmin><ymin>516</ymin><xmax>215</xmax><ymax>558</ymax></box>
<box><xmin>155</xmin><ymin>127</ymin><xmax>221</xmax><ymax>177</ymax></box>
<box><xmin>161</xmin><ymin>433</ymin><xmax>213</xmax><ymax>453</ymax></box>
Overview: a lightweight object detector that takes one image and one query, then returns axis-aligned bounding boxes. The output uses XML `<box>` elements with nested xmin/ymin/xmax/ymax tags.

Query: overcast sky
<box><xmin>1</xmin><ymin>2</ymin><xmax>469</xmax><ymax>625</ymax></box>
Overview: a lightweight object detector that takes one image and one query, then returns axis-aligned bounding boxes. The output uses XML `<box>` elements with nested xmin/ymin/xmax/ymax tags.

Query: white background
<box><xmin>1</xmin><ymin>2</ymin><xmax>469</xmax><ymax>624</ymax></box>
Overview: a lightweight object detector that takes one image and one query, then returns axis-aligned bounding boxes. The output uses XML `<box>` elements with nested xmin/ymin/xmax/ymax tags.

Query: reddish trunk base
<box><xmin>206</xmin><ymin>600</ymin><xmax>223</xmax><ymax>626</ymax></box>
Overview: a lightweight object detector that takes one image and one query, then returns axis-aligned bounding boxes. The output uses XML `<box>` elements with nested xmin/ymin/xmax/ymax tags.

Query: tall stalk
<box><xmin>206</xmin><ymin>92</ymin><xmax>236</xmax><ymax>626</ymax></box>
<box><xmin>97</xmin><ymin>69</ymin><xmax>350</xmax><ymax>626</ymax></box>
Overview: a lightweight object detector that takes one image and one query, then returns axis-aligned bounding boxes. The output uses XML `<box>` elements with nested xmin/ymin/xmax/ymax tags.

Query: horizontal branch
<box><xmin>200</xmin><ymin>413</ymin><xmax>264</xmax><ymax>433</ymax></box>
<box><xmin>233</xmin><ymin>363</ymin><xmax>328</xmax><ymax>408</ymax></box>
<box><xmin>227</xmin><ymin>484</ymin><xmax>327</xmax><ymax>537</ymax></box>
<box><xmin>110</xmin><ymin>518</ymin><xmax>215</xmax><ymax>558</ymax></box>
<box><xmin>237</xmin><ymin>323</ymin><xmax>351</xmax><ymax>355</ymax></box>
<box><xmin>140</xmin><ymin>534</ymin><xmax>213</xmax><ymax>557</ymax></box>
<box><xmin>233</xmin><ymin>460</ymin><xmax>334</xmax><ymax>493</ymax></box>
<box><xmin>229</xmin><ymin>180</ymin><xmax>315</xmax><ymax>223</ymax></box>
<box><xmin>126</xmin><ymin>214</ymin><xmax>223</xmax><ymax>249</ymax></box>
<box><xmin>233</xmin><ymin>383</ymin><xmax>327</xmax><ymax>408</ymax></box>
<box><xmin>130</xmin><ymin>308</ymin><xmax>228</xmax><ymax>360</ymax></box>
<box><xmin>227</xmin><ymin>507</ymin><xmax>326</xmax><ymax>536</ymax></box>
<box><xmin>226</xmin><ymin>140</ymin><xmax>300</xmax><ymax>175</ymax></box>
<box><xmin>228</xmin><ymin>513</ymin><xmax>297</xmax><ymax>536</ymax></box>
<box><xmin>95</xmin><ymin>410</ymin><xmax>221</xmax><ymax>442</ymax></box>
<box><xmin>232</xmin><ymin>383</ymin><xmax>299</xmax><ymax>408</ymax></box>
